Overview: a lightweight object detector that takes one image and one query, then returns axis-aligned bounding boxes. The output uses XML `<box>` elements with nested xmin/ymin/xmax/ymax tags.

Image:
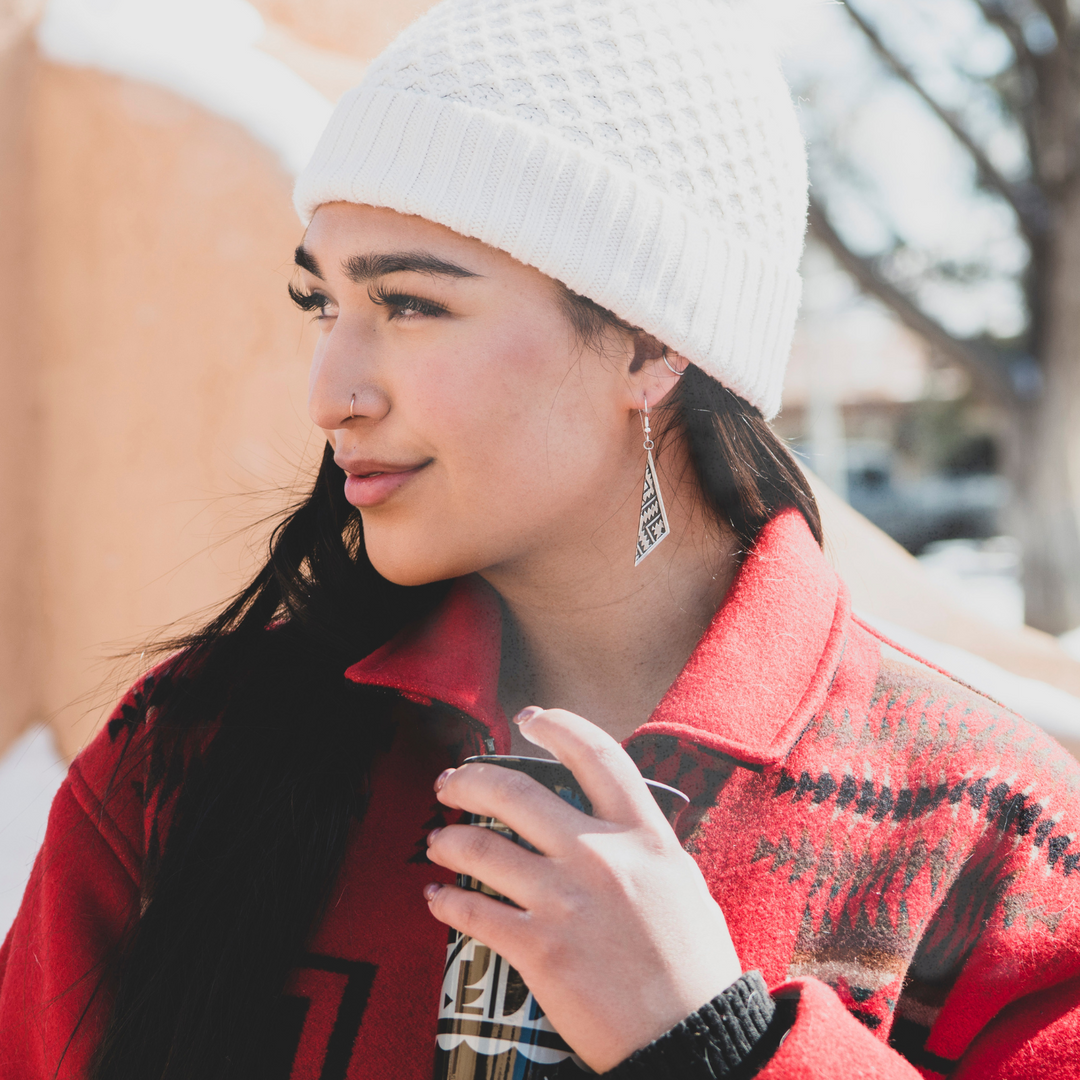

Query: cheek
<box><xmin>359</xmin><ymin>340</ymin><xmax>631</xmax><ymax>582</ymax></box>
<box><xmin>439</xmin><ymin>374</ymin><xmax>611</xmax><ymax>496</ymax></box>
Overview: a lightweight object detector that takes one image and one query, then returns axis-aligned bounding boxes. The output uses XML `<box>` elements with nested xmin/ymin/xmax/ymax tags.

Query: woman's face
<box><xmin>300</xmin><ymin>203</ymin><xmax>673</xmax><ymax>588</ymax></box>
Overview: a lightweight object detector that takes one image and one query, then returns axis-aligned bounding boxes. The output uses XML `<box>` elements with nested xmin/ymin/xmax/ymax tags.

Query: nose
<box><xmin>307</xmin><ymin>320</ymin><xmax>391</xmax><ymax>432</ymax></box>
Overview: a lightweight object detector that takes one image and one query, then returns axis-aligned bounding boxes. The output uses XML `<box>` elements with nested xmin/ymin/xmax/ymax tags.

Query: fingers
<box><xmin>424</xmin><ymin>880</ymin><xmax>530</xmax><ymax>961</ymax></box>
<box><xmin>437</xmin><ymin>761</ymin><xmax>591</xmax><ymax>855</ymax></box>
<box><xmin>514</xmin><ymin>708</ymin><xmax>662</xmax><ymax>826</ymax></box>
<box><xmin>426</xmin><ymin>822</ymin><xmax>550</xmax><ymax>907</ymax></box>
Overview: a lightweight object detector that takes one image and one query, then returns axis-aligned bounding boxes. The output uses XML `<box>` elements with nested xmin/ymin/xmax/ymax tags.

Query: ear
<box><xmin>624</xmin><ymin>330</ymin><xmax>688</xmax><ymax>412</ymax></box>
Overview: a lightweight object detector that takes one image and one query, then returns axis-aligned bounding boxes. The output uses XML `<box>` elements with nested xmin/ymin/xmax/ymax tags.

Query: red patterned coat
<box><xmin>3</xmin><ymin>509</ymin><xmax>1080</xmax><ymax>1078</ymax></box>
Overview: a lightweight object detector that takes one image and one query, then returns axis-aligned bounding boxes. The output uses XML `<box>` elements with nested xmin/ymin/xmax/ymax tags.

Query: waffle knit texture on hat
<box><xmin>293</xmin><ymin>0</ymin><xmax>808</xmax><ymax>419</ymax></box>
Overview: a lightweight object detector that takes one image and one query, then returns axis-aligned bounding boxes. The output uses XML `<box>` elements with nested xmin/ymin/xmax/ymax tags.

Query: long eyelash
<box><xmin>368</xmin><ymin>286</ymin><xmax>448</xmax><ymax>317</ymax></box>
<box><xmin>288</xmin><ymin>283</ymin><xmax>328</xmax><ymax>312</ymax></box>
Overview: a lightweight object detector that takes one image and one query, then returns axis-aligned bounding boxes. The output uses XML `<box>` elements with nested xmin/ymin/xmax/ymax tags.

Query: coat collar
<box><xmin>344</xmin><ymin>509</ymin><xmax>849</xmax><ymax>766</ymax></box>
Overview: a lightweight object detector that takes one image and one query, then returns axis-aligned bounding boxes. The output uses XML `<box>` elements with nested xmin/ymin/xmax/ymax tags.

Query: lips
<box><xmin>338</xmin><ymin>457</ymin><xmax>431</xmax><ymax>508</ymax></box>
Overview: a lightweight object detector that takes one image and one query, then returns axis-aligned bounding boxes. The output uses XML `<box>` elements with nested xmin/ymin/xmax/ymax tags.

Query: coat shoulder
<box><xmin>67</xmin><ymin>657</ymin><xmax>195</xmax><ymax>877</ymax></box>
<box><xmin>781</xmin><ymin>618</ymin><xmax>1080</xmax><ymax>844</ymax></box>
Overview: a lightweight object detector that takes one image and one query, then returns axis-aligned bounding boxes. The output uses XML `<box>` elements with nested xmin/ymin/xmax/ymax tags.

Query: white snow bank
<box><xmin>859</xmin><ymin>612</ymin><xmax>1080</xmax><ymax>742</ymax></box>
<box><xmin>1059</xmin><ymin>626</ymin><xmax>1080</xmax><ymax>662</ymax></box>
<box><xmin>36</xmin><ymin>0</ymin><xmax>334</xmax><ymax>177</ymax></box>
<box><xmin>0</xmin><ymin>727</ymin><xmax>67</xmax><ymax>940</ymax></box>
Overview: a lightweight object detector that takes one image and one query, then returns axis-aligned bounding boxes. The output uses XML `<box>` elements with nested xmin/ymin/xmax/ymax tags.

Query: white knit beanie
<box><xmin>294</xmin><ymin>0</ymin><xmax>807</xmax><ymax>419</ymax></box>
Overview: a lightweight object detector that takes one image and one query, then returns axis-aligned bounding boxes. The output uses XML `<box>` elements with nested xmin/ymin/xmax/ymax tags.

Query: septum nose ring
<box><xmin>349</xmin><ymin>393</ymin><xmax>355</xmax><ymax>420</ymax></box>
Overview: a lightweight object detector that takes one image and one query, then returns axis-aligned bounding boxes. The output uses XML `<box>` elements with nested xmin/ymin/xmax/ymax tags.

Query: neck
<box><xmin>484</xmin><ymin>450</ymin><xmax>741</xmax><ymax>751</ymax></box>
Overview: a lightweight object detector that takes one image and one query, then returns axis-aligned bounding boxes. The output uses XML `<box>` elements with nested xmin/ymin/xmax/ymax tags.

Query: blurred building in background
<box><xmin>2</xmin><ymin>0</ymin><xmax>1080</xmax><ymax>932</ymax></box>
<box><xmin>779</xmin><ymin>241</ymin><xmax>1009</xmax><ymax>556</ymax></box>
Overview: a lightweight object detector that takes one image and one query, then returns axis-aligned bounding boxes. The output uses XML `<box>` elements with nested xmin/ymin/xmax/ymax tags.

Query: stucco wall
<box><xmin>0</xmin><ymin>7</ymin><xmax>44</xmax><ymax>756</ymax></box>
<box><xmin>0</xmin><ymin>3</ymin><xmax>425</xmax><ymax>761</ymax></box>
<box><xmin>31</xmin><ymin>65</ymin><xmax>324</xmax><ymax>755</ymax></box>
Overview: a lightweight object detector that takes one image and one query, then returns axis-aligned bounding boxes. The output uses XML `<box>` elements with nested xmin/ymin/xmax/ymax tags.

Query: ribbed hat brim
<box><xmin>294</xmin><ymin>86</ymin><xmax>800</xmax><ymax>419</ymax></box>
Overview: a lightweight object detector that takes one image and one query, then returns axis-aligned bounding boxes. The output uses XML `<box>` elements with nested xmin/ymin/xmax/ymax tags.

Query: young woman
<box><xmin>3</xmin><ymin>1</ymin><xmax>1080</xmax><ymax>1077</ymax></box>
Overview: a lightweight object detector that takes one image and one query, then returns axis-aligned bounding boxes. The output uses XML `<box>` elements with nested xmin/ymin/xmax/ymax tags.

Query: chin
<box><xmin>363</xmin><ymin>533</ymin><xmax>484</xmax><ymax>589</ymax></box>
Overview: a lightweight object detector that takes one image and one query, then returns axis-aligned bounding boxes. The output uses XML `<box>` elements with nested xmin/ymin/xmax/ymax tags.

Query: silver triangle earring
<box><xmin>635</xmin><ymin>393</ymin><xmax>671</xmax><ymax>565</ymax></box>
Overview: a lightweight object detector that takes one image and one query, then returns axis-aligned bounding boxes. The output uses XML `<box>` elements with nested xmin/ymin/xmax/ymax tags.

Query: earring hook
<box><xmin>640</xmin><ymin>393</ymin><xmax>654</xmax><ymax>451</ymax></box>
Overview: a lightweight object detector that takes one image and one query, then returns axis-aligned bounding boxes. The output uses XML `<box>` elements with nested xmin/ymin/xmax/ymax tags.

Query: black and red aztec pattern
<box><xmin>626</xmin><ymin>655</ymin><xmax>1080</xmax><ymax>1076</ymax></box>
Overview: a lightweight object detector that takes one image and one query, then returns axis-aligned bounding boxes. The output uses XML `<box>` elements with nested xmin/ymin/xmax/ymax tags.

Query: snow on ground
<box><xmin>0</xmin><ymin>727</ymin><xmax>67</xmax><ymax>940</ymax></box>
<box><xmin>917</xmin><ymin>537</ymin><xmax>1026</xmax><ymax>631</ymax></box>
<box><xmin>1060</xmin><ymin>627</ymin><xmax>1080</xmax><ymax>663</ymax></box>
<box><xmin>895</xmin><ymin>538</ymin><xmax>1080</xmax><ymax>739</ymax></box>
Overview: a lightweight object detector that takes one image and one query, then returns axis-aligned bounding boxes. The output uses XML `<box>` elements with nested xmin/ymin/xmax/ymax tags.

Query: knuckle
<box><xmin>638</xmin><ymin>828</ymin><xmax>673</xmax><ymax>860</ymax></box>
<box><xmin>432</xmin><ymin>885</ymin><xmax>470</xmax><ymax>926</ymax></box>
<box><xmin>591</xmin><ymin>736</ymin><xmax>624</xmax><ymax>761</ymax></box>
<box><xmin>455</xmin><ymin>891</ymin><xmax>483</xmax><ymax>932</ymax></box>
<box><xmin>550</xmin><ymin>885</ymin><xmax>588</xmax><ymax>923</ymax></box>
<box><xmin>576</xmin><ymin>834</ymin><xmax>618</xmax><ymax>875</ymax></box>
<box><xmin>462</xmin><ymin>825</ymin><xmax>496</xmax><ymax>862</ymax></box>
<box><xmin>496</xmin><ymin>767</ymin><xmax>536</xmax><ymax>802</ymax></box>
<box><xmin>590</xmin><ymin>740</ymin><xmax>632</xmax><ymax>778</ymax></box>
<box><xmin>532</xmin><ymin>928</ymin><xmax>571</xmax><ymax>973</ymax></box>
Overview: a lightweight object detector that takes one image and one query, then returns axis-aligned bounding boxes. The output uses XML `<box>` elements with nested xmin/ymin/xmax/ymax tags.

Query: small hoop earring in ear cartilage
<box><xmin>635</xmin><ymin>394</ymin><xmax>671</xmax><ymax>565</ymax></box>
<box><xmin>661</xmin><ymin>348</ymin><xmax>685</xmax><ymax>377</ymax></box>
<box><xmin>350</xmin><ymin>394</ymin><xmax>355</xmax><ymax>420</ymax></box>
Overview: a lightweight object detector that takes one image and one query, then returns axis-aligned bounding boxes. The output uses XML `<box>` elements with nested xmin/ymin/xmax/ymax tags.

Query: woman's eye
<box><xmin>369</xmin><ymin>288</ymin><xmax>447</xmax><ymax>320</ymax></box>
<box><xmin>288</xmin><ymin>284</ymin><xmax>337</xmax><ymax>320</ymax></box>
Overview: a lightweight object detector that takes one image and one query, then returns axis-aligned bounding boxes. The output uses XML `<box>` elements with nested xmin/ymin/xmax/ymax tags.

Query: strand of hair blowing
<box><xmin>88</xmin><ymin>442</ymin><xmax>451</xmax><ymax>1080</ymax></box>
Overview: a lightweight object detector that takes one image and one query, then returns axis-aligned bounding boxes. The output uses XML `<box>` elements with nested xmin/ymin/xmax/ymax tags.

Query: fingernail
<box><xmin>427</xmin><ymin>827</ymin><xmax>442</xmax><ymax>846</ymax></box>
<box><xmin>435</xmin><ymin>768</ymin><xmax>455</xmax><ymax>792</ymax></box>
<box><xmin>514</xmin><ymin>706</ymin><xmax>542</xmax><ymax>725</ymax></box>
<box><xmin>424</xmin><ymin>882</ymin><xmax>443</xmax><ymax>902</ymax></box>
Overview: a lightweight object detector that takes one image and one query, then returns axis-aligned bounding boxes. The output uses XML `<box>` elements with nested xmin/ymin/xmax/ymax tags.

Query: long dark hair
<box><xmin>86</xmin><ymin>289</ymin><xmax>819</xmax><ymax>1080</ymax></box>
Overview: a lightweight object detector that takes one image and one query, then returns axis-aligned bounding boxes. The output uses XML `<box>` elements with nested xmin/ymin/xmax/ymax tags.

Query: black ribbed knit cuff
<box><xmin>602</xmin><ymin>971</ymin><xmax>789</xmax><ymax>1080</ymax></box>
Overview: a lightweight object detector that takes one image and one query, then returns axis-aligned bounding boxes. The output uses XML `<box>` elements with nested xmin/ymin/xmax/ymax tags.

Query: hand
<box><xmin>423</xmin><ymin>707</ymin><xmax>743</xmax><ymax>1073</ymax></box>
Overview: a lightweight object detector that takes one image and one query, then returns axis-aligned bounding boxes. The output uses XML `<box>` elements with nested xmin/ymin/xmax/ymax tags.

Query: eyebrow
<box><xmin>293</xmin><ymin>245</ymin><xmax>479</xmax><ymax>283</ymax></box>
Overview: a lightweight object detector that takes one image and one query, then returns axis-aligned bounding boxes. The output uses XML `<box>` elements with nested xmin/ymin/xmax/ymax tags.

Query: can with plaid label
<box><xmin>433</xmin><ymin>755</ymin><xmax>688</xmax><ymax>1080</ymax></box>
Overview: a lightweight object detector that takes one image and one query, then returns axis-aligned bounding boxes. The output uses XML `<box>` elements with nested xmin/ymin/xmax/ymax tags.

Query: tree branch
<box><xmin>972</xmin><ymin>1</ymin><xmax>1041</xmax><ymax>161</ymax></box>
<box><xmin>844</xmin><ymin>2</ymin><xmax>1049</xmax><ymax>241</ymax></box>
<box><xmin>974</xmin><ymin>0</ymin><xmax>1039</xmax><ymax>72</ymax></box>
<box><xmin>1031</xmin><ymin>0</ymin><xmax>1068</xmax><ymax>39</ymax></box>
<box><xmin>806</xmin><ymin>199</ymin><xmax>1013</xmax><ymax>405</ymax></box>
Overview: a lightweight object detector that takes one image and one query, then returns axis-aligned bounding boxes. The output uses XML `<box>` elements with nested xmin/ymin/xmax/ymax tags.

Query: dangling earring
<box><xmin>635</xmin><ymin>394</ymin><xmax>671</xmax><ymax>565</ymax></box>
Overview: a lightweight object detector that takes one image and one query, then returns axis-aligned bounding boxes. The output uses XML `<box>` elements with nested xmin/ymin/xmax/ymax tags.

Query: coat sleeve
<box><xmin>757</xmin><ymin>978</ymin><xmax>921</xmax><ymax>1079</ymax></box>
<box><xmin>0</xmin><ymin>751</ymin><xmax>143</xmax><ymax>1079</ymax></box>
<box><xmin>610</xmin><ymin>969</ymin><xmax>1080</xmax><ymax>1079</ymax></box>
<box><xmin>754</xmin><ymin>971</ymin><xmax>1080</xmax><ymax>1080</ymax></box>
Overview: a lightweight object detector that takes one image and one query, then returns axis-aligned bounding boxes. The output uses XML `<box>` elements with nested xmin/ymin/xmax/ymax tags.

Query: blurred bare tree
<box><xmin>805</xmin><ymin>0</ymin><xmax>1080</xmax><ymax>633</ymax></box>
